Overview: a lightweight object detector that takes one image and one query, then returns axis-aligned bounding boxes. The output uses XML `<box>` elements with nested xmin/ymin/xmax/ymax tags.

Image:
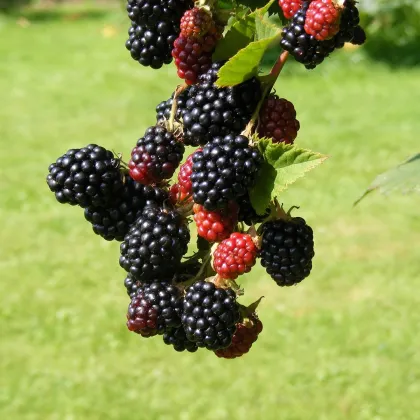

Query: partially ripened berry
<box><xmin>193</xmin><ymin>203</ymin><xmax>238</xmax><ymax>242</ymax></box>
<box><xmin>126</xmin><ymin>282</ymin><xmax>182</xmax><ymax>337</ymax></box>
<box><xmin>84</xmin><ymin>175</ymin><xmax>168</xmax><ymax>241</ymax></box>
<box><xmin>182</xmin><ymin>280</ymin><xmax>240</xmax><ymax>350</ymax></box>
<box><xmin>180</xmin><ymin>7</ymin><xmax>213</xmax><ymax>38</ymax></box>
<box><xmin>304</xmin><ymin>0</ymin><xmax>341</xmax><ymax>41</ymax></box>
<box><xmin>258</xmin><ymin>94</ymin><xmax>300</xmax><ymax>144</ymax></box>
<box><xmin>128</xmin><ymin>125</ymin><xmax>184</xmax><ymax>185</ymax></box>
<box><xmin>119</xmin><ymin>207</ymin><xmax>190</xmax><ymax>281</ymax></box>
<box><xmin>260</xmin><ymin>216</ymin><xmax>314</xmax><ymax>286</ymax></box>
<box><xmin>163</xmin><ymin>326</ymin><xmax>198</xmax><ymax>352</ymax></box>
<box><xmin>279</xmin><ymin>0</ymin><xmax>302</xmax><ymax>19</ymax></box>
<box><xmin>237</xmin><ymin>194</ymin><xmax>270</xmax><ymax>226</ymax></box>
<box><xmin>214</xmin><ymin>315</ymin><xmax>263</xmax><ymax>359</ymax></box>
<box><xmin>213</xmin><ymin>233</ymin><xmax>258</xmax><ymax>280</ymax></box>
<box><xmin>181</xmin><ymin>62</ymin><xmax>262</xmax><ymax>146</ymax></box>
<box><xmin>191</xmin><ymin>134</ymin><xmax>263</xmax><ymax>210</ymax></box>
<box><xmin>46</xmin><ymin>144</ymin><xmax>124</xmax><ymax>208</ymax></box>
<box><xmin>178</xmin><ymin>149</ymin><xmax>199</xmax><ymax>195</ymax></box>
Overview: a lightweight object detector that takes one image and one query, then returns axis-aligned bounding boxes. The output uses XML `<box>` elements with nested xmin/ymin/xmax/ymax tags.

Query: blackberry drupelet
<box><xmin>237</xmin><ymin>194</ymin><xmax>270</xmax><ymax>226</ymax></box>
<box><xmin>181</xmin><ymin>62</ymin><xmax>262</xmax><ymax>146</ymax></box>
<box><xmin>84</xmin><ymin>175</ymin><xmax>168</xmax><ymax>241</ymax></box>
<box><xmin>181</xmin><ymin>280</ymin><xmax>240</xmax><ymax>350</ymax></box>
<box><xmin>119</xmin><ymin>206</ymin><xmax>190</xmax><ymax>281</ymax></box>
<box><xmin>127</xmin><ymin>281</ymin><xmax>183</xmax><ymax>337</ymax></box>
<box><xmin>163</xmin><ymin>326</ymin><xmax>198</xmax><ymax>352</ymax></box>
<box><xmin>128</xmin><ymin>125</ymin><xmax>184</xmax><ymax>185</ymax></box>
<box><xmin>124</xmin><ymin>274</ymin><xmax>142</xmax><ymax>298</ymax></box>
<box><xmin>191</xmin><ymin>134</ymin><xmax>263</xmax><ymax>210</ymax></box>
<box><xmin>260</xmin><ymin>216</ymin><xmax>314</xmax><ymax>286</ymax></box>
<box><xmin>46</xmin><ymin>144</ymin><xmax>124</xmax><ymax>208</ymax></box>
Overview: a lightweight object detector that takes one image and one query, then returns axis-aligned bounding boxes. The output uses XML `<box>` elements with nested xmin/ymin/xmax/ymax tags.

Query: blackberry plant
<box><xmin>46</xmin><ymin>0</ymin><xmax>366</xmax><ymax>359</ymax></box>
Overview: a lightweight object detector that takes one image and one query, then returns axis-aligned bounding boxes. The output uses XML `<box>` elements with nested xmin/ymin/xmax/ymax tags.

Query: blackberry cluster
<box><xmin>128</xmin><ymin>125</ymin><xmax>184</xmax><ymax>185</ymax></box>
<box><xmin>127</xmin><ymin>282</ymin><xmax>182</xmax><ymax>337</ymax></box>
<box><xmin>84</xmin><ymin>175</ymin><xmax>168</xmax><ymax>241</ymax></box>
<box><xmin>163</xmin><ymin>326</ymin><xmax>198</xmax><ymax>352</ymax></box>
<box><xmin>181</xmin><ymin>62</ymin><xmax>262</xmax><ymax>146</ymax></box>
<box><xmin>191</xmin><ymin>135</ymin><xmax>263</xmax><ymax>210</ymax></box>
<box><xmin>155</xmin><ymin>88</ymin><xmax>190</xmax><ymax>123</ymax></box>
<box><xmin>125</xmin><ymin>0</ymin><xmax>192</xmax><ymax>69</ymax></box>
<box><xmin>182</xmin><ymin>281</ymin><xmax>240</xmax><ymax>350</ymax></box>
<box><xmin>260</xmin><ymin>216</ymin><xmax>314</xmax><ymax>286</ymax></box>
<box><xmin>119</xmin><ymin>206</ymin><xmax>190</xmax><ymax>281</ymax></box>
<box><xmin>46</xmin><ymin>144</ymin><xmax>124</xmax><ymax>208</ymax></box>
<box><xmin>280</xmin><ymin>0</ymin><xmax>363</xmax><ymax>69</ymax></box>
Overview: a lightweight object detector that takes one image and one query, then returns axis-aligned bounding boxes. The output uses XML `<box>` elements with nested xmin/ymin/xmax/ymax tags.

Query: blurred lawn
<box><xmin>1</xmin><ymin>5</ymin><xmax>420</xmax><ymax>420</ymax></box>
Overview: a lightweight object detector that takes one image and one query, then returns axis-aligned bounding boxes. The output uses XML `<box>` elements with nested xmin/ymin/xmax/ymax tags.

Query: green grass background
<box><xmin>1</xmin><ymin>5</ymin><xmax>420</xmax><ymax>420</ymax></box>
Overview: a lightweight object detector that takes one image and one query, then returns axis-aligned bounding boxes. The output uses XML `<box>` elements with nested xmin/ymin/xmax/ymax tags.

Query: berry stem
<box><xmin>168</xmin><ymin>84</ymin><xmax>187</xmax><ymax>132</ymax></box>
<box><xmin>242</xmin><ymin>51</ymin><xmax>289</xmax><ymax>139</ymax></box>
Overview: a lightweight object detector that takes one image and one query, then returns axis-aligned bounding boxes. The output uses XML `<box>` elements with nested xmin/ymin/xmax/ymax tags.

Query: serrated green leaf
<box><xmin>249</xmin><ymin>140</ymin><xmax>328</xmax><ymax>214</ymax></box>
<box><xmin>254</xmin><ymin>11</ymin><xmax>281</xmax><ymax>41</ymax></box>
<box><xmin>354</xmin><ymin>153</ymin><xmax>420</xmax><ymax>205</ymax></box>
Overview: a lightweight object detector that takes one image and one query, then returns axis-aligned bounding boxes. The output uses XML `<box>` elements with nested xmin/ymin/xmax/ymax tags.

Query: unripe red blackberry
<box><xmin>178</xmin><ymin>149</ymin><xmax>199</xmax><ymax>195</ymax></box>
<box><xmin>46</xmin><ymin>144</ymin><xmax>124</xmax><ymax>208</ymax></box>
<box><xmin>213</xmin><ymin>233</ymin><xmax>258</xmax><ymax>280</ymax></box>
<box><xmin>278</xmin><ymin>0</ymin><xmax>302</xmax><ymax>19</ymax></box>
<box><xmin>304</xmin><ymin>0</ymin><xmax>341</xmax><ymax>41</ymax></box>
<box><xmin>181</xmin><ymin>280</ymin><xmax>240</xmax><ymax>350</ymax></box>
<box><xmin>172</xmin><ymin>27</ymin><xmax>220</xmax><ymax>85</ymax></box>
<box><xmin>128</xmin><ymin>125</ymin><xmax>184</xmax><ymax>185</ymax></box>
<box><xmin>181</xmin><ymin>62</ymin><xmax>262</xmax><ymax>146</ymax></box>
<box><xmin>180</xmin><ymin>7</ymin><xmax>213</xmax><ymax>38</ymax></box>
<box><xmin>127</xmin><ymin>282</ymin><xmax>183</xmax><ymax>337</ymax></box>
<box><xmin>191</xmin><ymin>134</ymin><xmax>263</xmax><ymax>210</ymax></box>
<box><xmin>260</xmin><ymin>216</ymin><xmax>314</xmax><ymax>286</ymax></box>
<box><xmin>193</xmin><ymin>203</ymin><xmax>238</xmax><ymax>243</ymax></box>
<box><xmin>84</xmin><ymin>175</ymin><xmax>168</xmax><ymax>241</ymax></box>
<box><xmin>258</xmin><ymin>94</ymin><xmax>300</xmax><ymax>144</ymax></box>
<box><xmin>215</xmin><ymin>315</ymin><xmax>263</xmax><ymax>359</ymax></box>
<box><xmin>119</xmin><ymin>206</ymin><xmax>190</xmax><ymax>281</ymax></box>
<box><xmin>163</xmin><ymin>326</ymin><xmax>198</xmax><ymax>352</ymax></box>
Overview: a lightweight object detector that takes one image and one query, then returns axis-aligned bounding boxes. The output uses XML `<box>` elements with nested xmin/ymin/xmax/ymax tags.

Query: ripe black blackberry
<box><xmin>180</xmin><ymin>62</ymin><xmax>262</xmax><ymax>146</ymax></box>
<box><xmin>84</xmin><ymin>176</ymin><xmax>168</xmax><ymax>241</ymax></box>
<box><xmin>280</xmin><ymin>2</ymin><xmax>336</xmax><ymax>69</ymax></box>
<box><xmin>119</xmin><ymin>206</ymin><xmax>190</xmax><ymax>281</ymax></box>
<box><xmin>125</xmin><ymin>0</ymin><xmax>192</xmax><ymax>69</ymax></box>
<box><xmin>128</xmin><ymin>125</ymin><xmax>184</xmax><ymax>185</ymax></box>
<box><xmin>237</xmin><ymin>194</ymin><xmax>270</xmax><ymax>226</ymax></box>
<box><xmin>124</xmin><ymin>274</ymin><xmax>142</xmax><ymax>298</ymax></box>
<box><xmin>127</xmin><ymin>282</ymin><xmax>183</xmax><ymax>337</ymax></box>
<box><xmin>155</xmin><ymin>88</ymin><xmax>190</xmax><ymax>123</ymax></box>
<box><xmin>46</xmin><ymin>144</ymin><xmax>124</xmax><ymax>208</ymax></box>
<box><xmin>191</xmin><ymin>134</ymin><xmax>263</xmax><ymax>210</ymax></box>
<box><xmin>163</xmin><ymin>326</ymin><xmax>198</xmax><ymax>352</ymax></box>
<box><xmin>260</xmin><ymin>216</ymin><xmax>314</xmax><ymax>286</ymax></box>
<box><xmin>333</xmin><ymin>0</ymin><xmax>362</xmax><ymax>48</ymax></box>
<box><xmin>182</xmin><ymin>281</ymin><xmax>240</xmax><ymax>350</ymax></box>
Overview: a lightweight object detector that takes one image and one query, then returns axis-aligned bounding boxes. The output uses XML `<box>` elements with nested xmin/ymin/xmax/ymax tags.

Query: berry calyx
<box><xmin>304</xmin><ymin>0</ymin><xmax>341</xmax><ymax>41</ymax></box>
<box><xmin>278</xmin><ymin>0</ymin><xmax>303</xmax><ymax>20</ymax></box>
<box><xmin>128</xmin><ymin>125</ymin><xmax>184</xmax><ymax>185</ymax></box>
<box><xmin>193</xmin><ymin>203</ymin><xmax>238</xmax><ymax>243</ymax></box>
<box><xmin>258</xmin><ymin>94</ymin><xmax>300</xmax><ymax>144</ymax></box>
<box><xmin>213</xmin><ymin>233</ymin><xmax>258</xmax><ymax>280</ymax></box>
<box><xmin>214</xmin><ymin>314</ymin><xmax>263</xmax><ymax>359</ymax></box>
<box><xmin>260</xmin><ymin>215</ymin><xmax>314</xmax><ymax>286</ymax></box>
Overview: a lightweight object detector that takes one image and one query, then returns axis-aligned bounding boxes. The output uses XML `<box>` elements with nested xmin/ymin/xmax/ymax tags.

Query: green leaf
<box><xmin>354</xmin><ymin>153</ymin><xmax>420</xmax><ymax>205</ymax></box>
<box><xmin>254</xmin><ymin>11</ymin><xmax>281</xmax><ymax>41</ymax></box>
<box><xmin>212</xmin><ymin>0</ymin><xmax>276</xmax><ymax>62</ymax></box>
<box><xmin>249</xmin><ymin>140</ymin><xmax>328</xmax><ymax>214</ymax></box>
